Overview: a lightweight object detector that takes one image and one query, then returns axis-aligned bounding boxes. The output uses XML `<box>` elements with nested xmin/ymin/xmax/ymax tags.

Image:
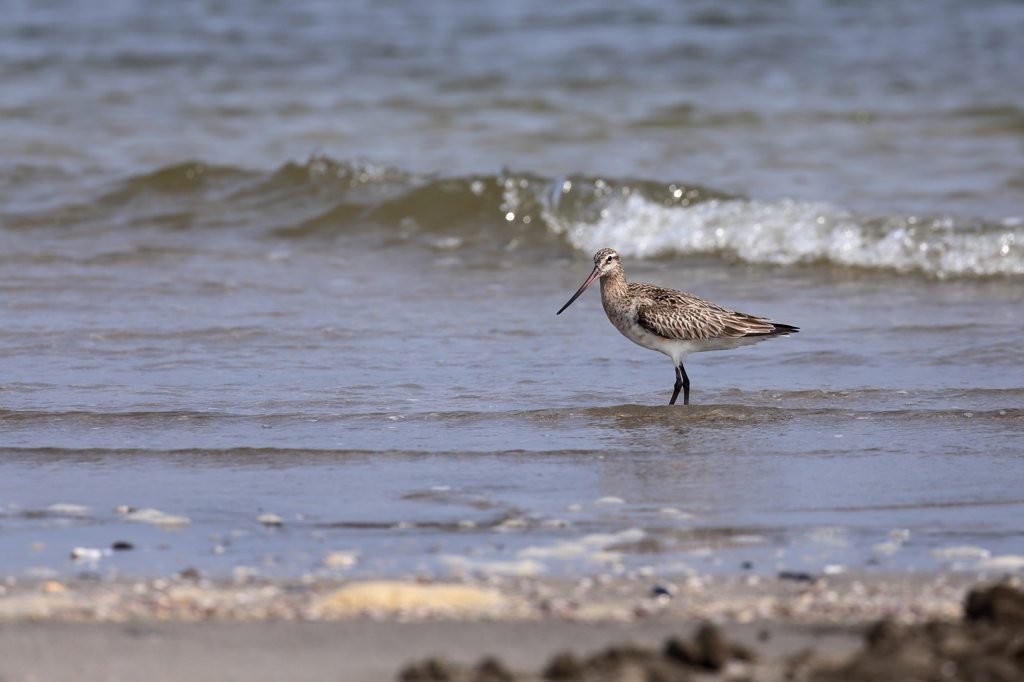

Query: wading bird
<box><xmin>557</xmin><ymin>248</ymin><xmax>798</xmax><ymax>405</ymax></box>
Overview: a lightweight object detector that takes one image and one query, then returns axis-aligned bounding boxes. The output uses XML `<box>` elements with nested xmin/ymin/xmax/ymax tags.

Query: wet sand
<box><xmin>2</xmin><ymin>572</ymin><xmax>1019</xmax><ymax>681</ymax></box>
<box><xmin>0</xmin><ymin>619</ymin><xmax>857</xmax><ymax>682</ymax></box>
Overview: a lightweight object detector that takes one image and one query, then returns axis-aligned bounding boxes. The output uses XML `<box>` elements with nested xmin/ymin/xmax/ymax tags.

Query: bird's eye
<box><xmin>606</xmin><ymin>256</ymin><xmax>613</xmax><ymax>263</ymax></box>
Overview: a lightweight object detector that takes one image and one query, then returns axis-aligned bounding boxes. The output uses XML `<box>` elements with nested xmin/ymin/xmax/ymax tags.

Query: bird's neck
<box><xmin>599</xmin><ymin>269</ymin><xmax>628</xmax><ymax>304</ymax></box>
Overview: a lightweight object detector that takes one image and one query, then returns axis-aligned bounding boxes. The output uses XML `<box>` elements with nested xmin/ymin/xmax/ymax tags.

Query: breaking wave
<box><xmin>543</xmin><ymin>189</ymin><xmax>1024</xmax><ymax>279</ymax></box>
<box><xmin>7</xmin><ymin>157</ymin><xmax>1022</xmax><ymax>278</ymax></box>
<box><xmin>535</xmin><ymin>173</ymin><xmax>1022</xmax><ymax>279</ymax></box>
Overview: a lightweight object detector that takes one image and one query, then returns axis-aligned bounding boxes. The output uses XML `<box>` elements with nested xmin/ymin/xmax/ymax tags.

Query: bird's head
<box><xmin>556</xmin><ymin>248</ymin><xmax>622</xmax><ymax>315</ymax></box>
<box><xmin>592</xmin><ymin>248</ymin><xmax>622</xmax><ymax>276</ymax></box>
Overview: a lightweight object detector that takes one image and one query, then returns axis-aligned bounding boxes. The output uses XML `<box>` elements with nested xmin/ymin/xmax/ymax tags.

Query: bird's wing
<box><xmin>634</xmin><ymin>286</ymin><xmax>778</xmax><ymax>341</ymax></box>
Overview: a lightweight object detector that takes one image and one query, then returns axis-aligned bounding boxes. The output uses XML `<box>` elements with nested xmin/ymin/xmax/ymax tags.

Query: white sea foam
<box><xmin>543</xmin><ymin>194</ymin><xmax>1024</xmax><ymax>278</ymax></box>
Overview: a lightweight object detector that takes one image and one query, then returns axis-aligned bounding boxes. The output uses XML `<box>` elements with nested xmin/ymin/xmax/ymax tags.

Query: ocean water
<box><xmin>1</xmin><ymin>0</ymin><xmax>1022</xmax><ymax>581</ymax></box>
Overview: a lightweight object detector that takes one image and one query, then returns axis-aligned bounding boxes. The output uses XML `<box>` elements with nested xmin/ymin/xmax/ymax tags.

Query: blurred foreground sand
<box><xmin>0</xmin><ymin>572</ymin><xmax>1020</xmax><ymax>682</ymax></box>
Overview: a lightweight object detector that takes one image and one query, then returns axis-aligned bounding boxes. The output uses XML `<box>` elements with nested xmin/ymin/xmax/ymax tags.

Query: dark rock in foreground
<box><xmin>397</xmin><ymin>583</ymin><xmax>1024</xmax><ymax>682</ymax></box>
<box><xmin>808</xmin><ymin>583</ymin><xmax>1024</xmax><ymax>682</ymax></box>
<box><xmin>399</xmin><ymin>622</ymin><xmax>753</xmax><ymax>682</ymax></box>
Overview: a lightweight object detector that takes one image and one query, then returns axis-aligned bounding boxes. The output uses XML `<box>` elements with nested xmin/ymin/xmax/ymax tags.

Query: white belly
<box><xmin>608</xmin><ymin>314</ymin><xmax>768</xmax><ymax>365</ymax></box>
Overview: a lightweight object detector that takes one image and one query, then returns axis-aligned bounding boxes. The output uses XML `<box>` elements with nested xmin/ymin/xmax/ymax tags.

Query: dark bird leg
<box><xmin>669</xmin><ymin>363</ymin><xmax>691</xmax><ymax>406</ymax></box>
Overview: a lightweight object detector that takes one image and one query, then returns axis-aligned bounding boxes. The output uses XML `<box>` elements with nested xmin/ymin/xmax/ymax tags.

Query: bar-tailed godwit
<box><xmin>557</xmin><ymin>248</ymin><xmax>799</xmax><ymax>405</ymax></box>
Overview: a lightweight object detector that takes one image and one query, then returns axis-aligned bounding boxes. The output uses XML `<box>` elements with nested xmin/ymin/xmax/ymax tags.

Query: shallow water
<box><xmin>1</xmin><ymin>0</ymin><xmax>1023</xmax><ymax>581</ymax></box>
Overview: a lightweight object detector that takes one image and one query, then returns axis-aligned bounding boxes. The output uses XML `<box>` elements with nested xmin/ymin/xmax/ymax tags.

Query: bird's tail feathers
<box><xmin>745</xmin><ymin>322</ymin><xmax>799</xmax><ymax>338</ymax></box>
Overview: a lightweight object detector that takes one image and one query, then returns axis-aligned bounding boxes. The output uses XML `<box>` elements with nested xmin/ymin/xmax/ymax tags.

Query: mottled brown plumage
<box><xmin>633</xmin><ymin>284</ymin><xmax>781</xmax><ymax>340</ymax></box>
<box><xmin>557</xmin><ymin>248</ymin><xmax>799</xmax><ymax>405</ymax></box>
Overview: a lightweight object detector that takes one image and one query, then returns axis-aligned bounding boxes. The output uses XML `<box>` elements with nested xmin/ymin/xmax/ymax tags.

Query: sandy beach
<box><xmin>3</xmin><ymin>571</ymin><xmax>1020</xmax><ymax>681</ymax></box>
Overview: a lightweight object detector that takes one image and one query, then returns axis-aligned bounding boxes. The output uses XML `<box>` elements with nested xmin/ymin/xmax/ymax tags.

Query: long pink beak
<box><xmin>556</xmin><ymin>265</ymin><xmax>602</xmax><ymax>315</ymax></box>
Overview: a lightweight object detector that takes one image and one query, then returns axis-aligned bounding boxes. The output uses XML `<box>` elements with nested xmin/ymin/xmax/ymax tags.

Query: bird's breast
<box><xmin>605</xmin><ymin>307</ymin><xmax>666</xmax><ymax>353</ymax></box>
